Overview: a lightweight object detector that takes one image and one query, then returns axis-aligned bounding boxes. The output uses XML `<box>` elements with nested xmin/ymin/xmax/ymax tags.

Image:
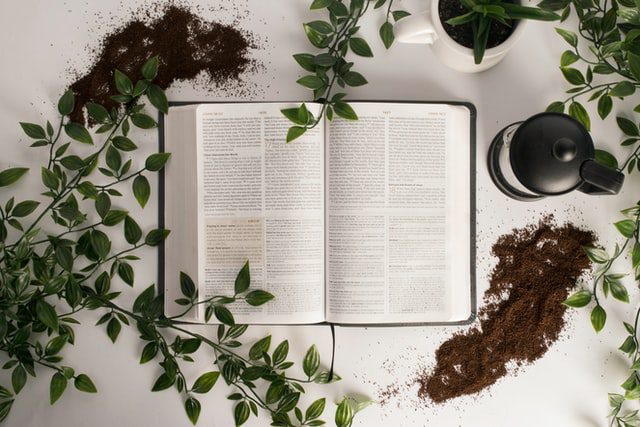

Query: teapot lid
<box><xmin>510</xmin><ymin>112</ymin><xmax>594</xmax><ymax>196</ymax></box>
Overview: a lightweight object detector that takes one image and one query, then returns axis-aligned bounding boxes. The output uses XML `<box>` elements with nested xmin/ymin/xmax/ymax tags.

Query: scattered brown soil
<box><xmin>69</xmin><ymin>4</ymin><xmax>259</xmax><ymax>124</ymax></box>
<box><xmin>418</xmin><ymin>217</ymin><xmax>595</xmax><ymax>403</ymax></box>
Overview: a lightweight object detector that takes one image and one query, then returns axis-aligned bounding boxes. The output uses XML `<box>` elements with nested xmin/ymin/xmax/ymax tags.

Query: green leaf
<box><xmin>65</xmin><ymin>123</ymin><xmax>93</xmax><ymax>145</ymax></box>
<box><xmin>342</xmin><ymin>71</ymin><xmax>368</xmax><ymax>87</ymax></box>
<box><xmin>306</xmin><ymin>398</ymin><xmax>326</xmax><ymax>420</ymax></box>
<box><xmin>594</xmin><ymin>149</ymin><xmax>618</xmax><ymax>169</ymax></box>
<box><xmin>614</xmin><ymin>219</ymin><xmax>636</xmax><ymax>238</ymax></box>
<box><xmin>151</xmin><ymin>373</ymin><xmax>174</xmax><ymax>392</ymax></box>
<box><xmin>555</xmin><ymin>27</ymin><xmax>578</xmax><ymax>46</ymax></box>
<box><xmin>103</xmin><ymin>210</ymin><xmax>128</xmax><ymax>227</ymax></box>
<box><xmin>95</xmin><ymin>193</ymin><xmax>111</xmax><ymax>219</ymax></box>
<box><xmin>58</xmin><ymin>90</ymin><xmax>75</xmax><ymax>116</ymax></box>
<box><xmin>112</xmin><ymin>136</ymin><xmax>137</xmax><ymax>151</ymax></box>
<box><xmin>0</xmin><ymin>400</ymin><xmax>12</xmax><ymax>423</ymax></box>
<box><xmin>133</xmin><ymin>175</ymin><xmax>150</xmax><ymax>208</ymax></box>
<box><xmin>628</xmin><ymin>52</ymin><xmax>640</xmax><ymax>81</ymax></box>
<box><xmin>562</xmin><ymin>290</ymin><xmax>592</xmax><ymax>307</ymax></box>
<box><xmin>560</xmin><ymin>50</ymin><xmax>579</xmax><ymax>66</ymax></box>
<box><xmin>546</xmin><ymin>101</ymin><xmax>565</xmax><ymax>113</ymax></box>
<box><xmin>287</xmin><ymin>126</ymin><xmax>307</xmax><ymax>143</ymax></box>
<box><xmin>591</xmin><ymin>305</ymin><xmax>606</xmax><ymax>332</ymax></box>
<box><xmin>36</xmin><ymin>299</ymin><xmax>59</xmax><ymax>331</ymax></box>
<box><xmin>140</xmin><ymin>342</ymin><xmax>158</xmax><ymax>364</ymax></box>
<box><xmin>141</xmin><ymin>56</ymin><xmax>159</xmax><ymax>80</ymax></box>
<box><xmin>393</xmin><ymin>10</ymin><xmax>411</xmax><ymax>20</ymax></box>
<box><xmin>273</xmin><ymin>340</ymin><xmax>289</xmax><ymax>365</ymax></box>
<box><xmin>55</xmin><ymin>246</ymin><xmax>74</xmax><ymax>271</ymax></box>
<box><xmin>60</xmin><ymin>155</ymin><xmax>85</xmax><ymax>170</ymax></box>
<box><xmin>293</xmin><ymin>53</ymin><xmax>316</xmax><ymax>72</ymax></box>
<box><xmin>86</xmin><ymin>102</ymin><xmax>110</xmax><ymax>123</ymax></box>
<box><xmin>192</xmin><ymin>372</ymin><xmax>220</xmax><ymax>394</ymax></box>
<box><xmin>20</xmin><ymin>122</ymin><xmax>46</xmax><ymax>139</ymax></box>
<box><xmin>617</xmin><ymin>117</ymin><xmax>639</xmax><ymax>136</ymax></box>
<box><xmin>597</xmin><ymin>95</ymin><xmax>612</xmax><ymax>120</ymax></box>
<box><xmin>249</xmin><ymin>335</ymin><xmax>272</xmax><ymax>360</ymax></box>
<box><xmin>131</xmin><ymin>113</ymin><xmax>157</xmax><ymax>129</ymax></box>
<box><xmin>0</xmin><ymin>168</ymin><xmax>28</xmax><ymax>187</ymax></box>
<box><xmin>303</xmin><ymin>344</ymin><xmax>320</xmax><ymax>377</ymax></box>
<box><xmin>297</xmin><ymin>75</ymin><xmax>325</xmax><ymax>90</ymax></box>
<box><xmin>379</xmin><ymin>22</ymin><xmax>394</xmax><ymax>49</ymax></box>
<box><xmin>281</xmin><ymin>108</ymin><xmax>307</xmax><ymax>125</ymax></box>
<box><xmin>50</xmin><ymin>372</ymin><xmax>67</xmax><ymax>405</ymax></box>
<box><xmin>568</xmin><ymin>102</ymin><xmax>590</xmax><ymax>131</ymax></box>
<box><xmin>609</xmin><ymin>81</ymin><xmax>636</xmax><ymax>98</ymax></box>
<box><xmin>633</xmin><ymin>242</ymin><xmax>640</xmax><ymax>268</ymax></box>
<box><xmin>11</xmin><ymin>200</ymin><xmax>39</xmax><ymax>217</ymax></box>
<box><xmin>185</xmin><ymin>397</ymin><xmax>201</xmax><ymax>425</ymax></box>
<box><xmin>560</xmin><ymin>67</ymin><xmax>585</xmax><ymax>85</ymax></box>
<box><xmin>41</xmin><ymin>167</ymin><xmax>58</xmax><ymax>190</ymax></box>
<box><xmin>349</xmin><ymin>37</ymin><xmax>374</xmax><ymax>57</ymax></box>
<box><xmin>583</xmin><ymin>246</ymin><xmax>608</xmax><ymax>263</ymax></box>
<box><xmin>313</xmin><ymin>53</ymin><xmax>337</xmax><ymax>67</ymax></box>
<box><xmin>214</xmin><ymin>305</ymin><xmax>235</xmax><ymax>325</ymax></box>
<box><xmin>234</xmin><ymin>401</ymin><xmax>250</xmax><ymax>426</ymax></box>
<box><xmin>118</xmin><ymin>262</ymin><xmax>134</xmax><ymax>286</ymax></box>
<box><xmin>306</xmin><ymin>20</ymin><xmax>334</xmax><ymax>34</ymax></box>
<box><xmin>180</xmin><ymin>272</ymin><xmax>197</xmax><ymax>299</ymax></box>
<box><xmin>610</xmin><ymin>280</ymin><xmax>630</xmax><ymax>302</ymax></box>
<box><xmin>114</xmin><ymin>69</ymin><xmax>133</xmax><ymax>95</ymax></box>
<box><xmin>245</xmin><ymin>290</ymin><xmax>274</xmax><ymax>306</ymax></box>
<box><xmin>90</xmin><ymin>229</ymin><xmax>111</xmax><ymax>258</ymax></box>
<box><xmin>333</xmin><ymin>102</ymin><xmax>358</xmax><ymax>120</ymax></box>
<box><xmin>235</xmin><ymin>260</ymin><xmax>250</xmax><ymax>294</ymax></box>
<box><xmin>11</xmin><ymin>366</ymin><xmax>26</xmax><ymax>394</ymax></box>
<box><xmin>335</xmin><ymin>398</ymin><xmax>354</xmax><ymax>427</ymax></box>
<box><xmin>147</xmin><ymin>84</ymin><xmax>169</xmax><ymax>114</ymax></box>
<box><xmin>124</xmin><ymin>216</ymin><xmax>142</xmax><ymax>244</ymax></box>
<box><xmin>145</xmin><ymin>153</ymin><xmax>171</xmax><ymax>171</ymax></box>
<box><xmin>310</xmin><ymin>0</ymin><xmax>333</xmax><ymax>8</ymax></box>
<box><xmin>106</xmin><ymin>318</ymin><xmax>121</xmax><ymax>343</ymax></box>
<box><xmin>145</xmin><ymin>229</ymin><xmax>170</xmax><ymax>246</ymax></box>
<box><xmin>74</xmin><ymin>374</ymin><xmax>97</xmax><ymax>393</ymax></box>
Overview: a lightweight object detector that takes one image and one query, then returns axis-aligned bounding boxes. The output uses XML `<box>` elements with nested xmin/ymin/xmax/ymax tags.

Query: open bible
<box><xmin>160</xmin><ymin>101</ymin><xmax>475</xmax><ymax>325</ymax></box>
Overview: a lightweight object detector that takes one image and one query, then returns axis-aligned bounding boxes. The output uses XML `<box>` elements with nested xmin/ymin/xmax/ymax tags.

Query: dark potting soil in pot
<box><xmin>438</xmin><ymin>0</ymin><xmax>515</xmax><ymax>49</ymax></box>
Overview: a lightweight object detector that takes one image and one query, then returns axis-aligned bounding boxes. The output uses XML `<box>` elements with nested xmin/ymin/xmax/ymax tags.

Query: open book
<box><xmin>160</xmin><ymin>101</ymin><xmax>475</xmax><ymax>325</ymax></box>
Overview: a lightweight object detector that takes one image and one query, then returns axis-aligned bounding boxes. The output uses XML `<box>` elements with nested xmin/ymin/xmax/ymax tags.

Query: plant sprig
<box><xmin>0</xmin><ymin>57</ymin><xmax>371</xmax><ymax>426</ymax></box>
<box><xmin>540</xmin><ymin>0</ymin><xmax>640</xmax><ymax>132</ymax></box>
<box><xmin>563</xmin><ymin>202</ymin><xmax>640</xmax><ymax>426</ymax></box>
<box><xmin>282</xmin><ymin>0</ymin><xmax>410</xmax><ymax>142</ymax></box>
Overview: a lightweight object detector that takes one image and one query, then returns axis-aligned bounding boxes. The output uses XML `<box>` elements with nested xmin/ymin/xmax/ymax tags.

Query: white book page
<box><xmin>164</xmin><ymin>106</ymin><xmax>200</xmax><ymax>320</ymax></box>
<box><xmin>193</xmin><ymin>103</ymin><xmax>326</xmax><ymax>324</ymax></box>
<box><xmin>325</xmin><ymin>102</ymin><xmax>471</xmax><ymax>324</ymax></box>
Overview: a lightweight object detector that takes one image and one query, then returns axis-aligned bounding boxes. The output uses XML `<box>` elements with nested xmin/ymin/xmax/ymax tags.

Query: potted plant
<box><xmin>394</xmin><ymin>0</ymin><xmax>559</xmax><ymax>73</ymax></box>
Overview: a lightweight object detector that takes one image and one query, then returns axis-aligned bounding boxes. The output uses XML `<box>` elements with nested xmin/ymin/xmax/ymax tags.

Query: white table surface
<box><xmin>1</xmin><ymin>0</ymin><xmax>639</xmax><ymax>426</ymax></box>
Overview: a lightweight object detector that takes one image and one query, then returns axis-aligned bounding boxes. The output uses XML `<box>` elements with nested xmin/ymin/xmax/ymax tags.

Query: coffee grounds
<box><xmin>438</xmin><ymin>0</ymin><xmax>514</xmax><ymax>49</ymax></box>
<box><xmin>417</xmin><ymin>217</ymin><xmax>595</xmax><ymax>403</ymax></box>
<box><xmin>69</xmin><ymin>4</ymin><xmax>259</xmax><ymax>124</ymax></box>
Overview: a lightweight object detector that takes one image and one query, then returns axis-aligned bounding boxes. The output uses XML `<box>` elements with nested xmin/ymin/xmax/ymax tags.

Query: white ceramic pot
<box><xmin>394</xmin><ymin>0</ymin><xmax>528</xmax><ymax>73</ymax></box>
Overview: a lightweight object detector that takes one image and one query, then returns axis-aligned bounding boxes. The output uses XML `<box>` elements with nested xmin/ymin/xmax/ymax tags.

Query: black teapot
<box><xmin>488</xmin><ymin>112</ymin><xmax>624</xmax><ymax>201</ymax></box>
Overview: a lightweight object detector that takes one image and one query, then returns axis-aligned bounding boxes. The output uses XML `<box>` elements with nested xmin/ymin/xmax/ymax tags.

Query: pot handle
<box><xmin>394</xmin><ymin>10</ymin><xmax>438</xmax><ymax>44</ymax></box>
<box><xmin>579</xmin><ymin>159</ymin><xmax>625</xmax><ymax>195</ymax></box>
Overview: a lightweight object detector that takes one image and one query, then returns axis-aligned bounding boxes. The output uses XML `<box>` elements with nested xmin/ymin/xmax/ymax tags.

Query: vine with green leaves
<box><xmin>281</xmin><ymin>0</ymin><xmax>409</xmax><ymax>142</ymax></box>
<box><xmin>0</xmin><ymin>57</ymin><xmax>369</xmax><ymax>427</ymax></box>
<box><xmin>543</xmin><ymin>0</ymin><xmax>640</xmax><ymax>424</ymax></box>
